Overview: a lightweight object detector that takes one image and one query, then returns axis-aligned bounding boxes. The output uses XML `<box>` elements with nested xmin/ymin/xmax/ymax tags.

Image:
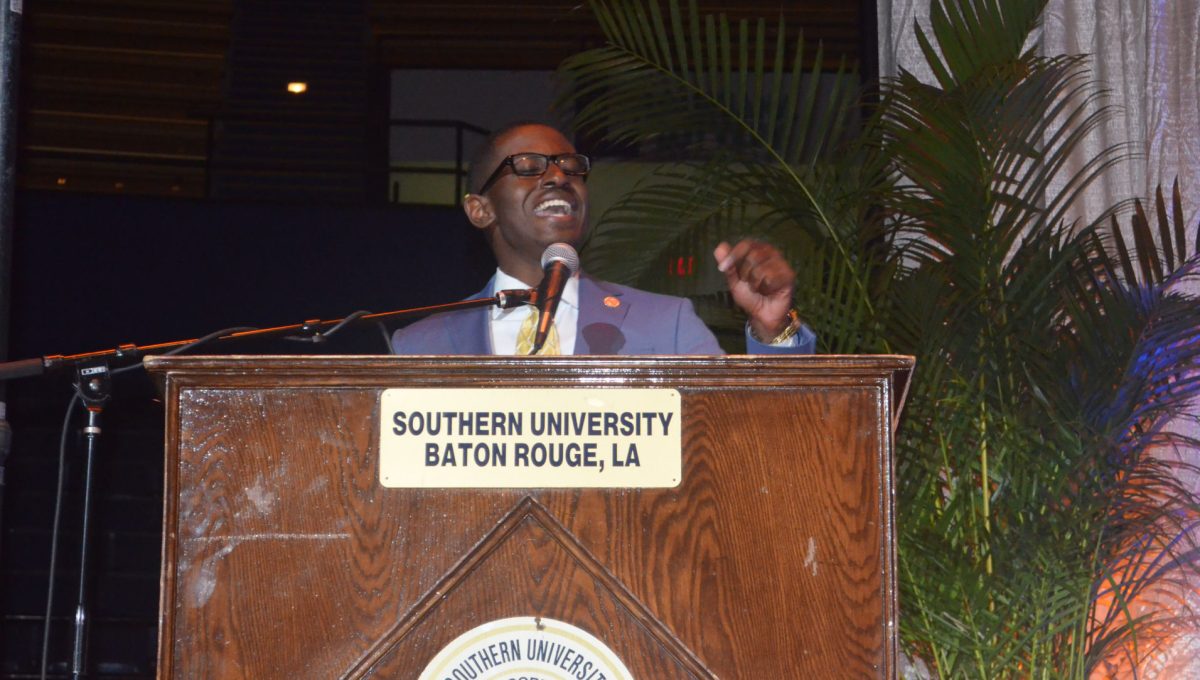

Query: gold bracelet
<box><xmin>751</xmin><ymin>308</ymin><xmax>802</xmax><ymax>345</ymax></box>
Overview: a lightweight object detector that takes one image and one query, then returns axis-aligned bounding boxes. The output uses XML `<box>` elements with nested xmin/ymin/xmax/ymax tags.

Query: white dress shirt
<box><xmin>489</xmin><ymin>268</ymin><xmax>580</xmax><ymax>355</ymax></box>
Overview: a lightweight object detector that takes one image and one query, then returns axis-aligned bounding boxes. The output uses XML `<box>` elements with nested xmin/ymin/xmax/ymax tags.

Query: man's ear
<box><xmin>463</xmin><ymin>194</ymin><xmax>495</xmax><ymax>230</ymax></box>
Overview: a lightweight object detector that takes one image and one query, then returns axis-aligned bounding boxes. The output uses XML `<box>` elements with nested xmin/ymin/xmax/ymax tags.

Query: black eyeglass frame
<box><xmin>476</xmin><ymin>153</ymin><xmax>591</xmax><ymax>195</ymax></box>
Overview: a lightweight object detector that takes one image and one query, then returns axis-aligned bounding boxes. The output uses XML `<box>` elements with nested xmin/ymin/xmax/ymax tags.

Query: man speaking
<box><xmin>391</xmin><ymin>122</ymin><xmax>815</xmax><ymax>355</ymax></box>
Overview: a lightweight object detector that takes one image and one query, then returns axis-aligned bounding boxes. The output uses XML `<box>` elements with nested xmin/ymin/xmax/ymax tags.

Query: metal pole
<box><xmin>70</xmin><ymin>406</ymin><xmax>102</xmax><ymax>680</ymax></box>
<box><xmin>0</xmin><ymin>0</ymin><xmax>25</xmax><ymax>566</ymax></box>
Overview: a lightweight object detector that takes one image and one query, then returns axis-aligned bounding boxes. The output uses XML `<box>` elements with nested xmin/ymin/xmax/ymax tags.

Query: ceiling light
<box><xmin>287</xmin><ymin>82</ymin><xmax>308</xmax><ymax>94</ymax></box>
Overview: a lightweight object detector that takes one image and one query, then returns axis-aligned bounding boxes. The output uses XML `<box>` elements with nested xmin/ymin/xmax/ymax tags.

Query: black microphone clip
<box><xmin>496</xmin><ymin>288</ymin><xmax>535</xmax><ymax>309</ymax></box>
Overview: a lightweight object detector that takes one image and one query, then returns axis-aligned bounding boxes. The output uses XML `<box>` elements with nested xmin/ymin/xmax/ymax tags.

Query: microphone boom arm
<box><xmin>0</xmin><ymin>289</ymin><xmax>536</xmax><ymax>381</ymax></box>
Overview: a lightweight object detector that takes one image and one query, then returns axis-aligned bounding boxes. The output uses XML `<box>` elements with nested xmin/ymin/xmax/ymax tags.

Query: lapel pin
<box><xmin>603</xmin><ymin>296</ymin><xmax>621</xmax><ymax>308</ymax></box>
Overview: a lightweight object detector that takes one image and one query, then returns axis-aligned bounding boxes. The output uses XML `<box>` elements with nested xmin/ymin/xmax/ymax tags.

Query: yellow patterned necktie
<box><xmin>515</xmin><ymin>307</ymin><xmax>560</xmax><ymax>355</ymax></box>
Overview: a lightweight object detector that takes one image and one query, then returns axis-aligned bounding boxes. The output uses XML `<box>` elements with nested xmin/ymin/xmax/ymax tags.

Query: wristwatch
<box><xmin>750</xmin><ymin>308</ymin><xmax>803</xmax><ymax>345</ymax></box>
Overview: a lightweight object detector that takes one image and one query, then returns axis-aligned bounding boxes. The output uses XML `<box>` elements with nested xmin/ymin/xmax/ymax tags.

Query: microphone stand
<box><xmin>3</xmin><ymin>289</ymin><xmax>533</xmax><ymax>680</ymax></box>
<box><xmin>69</xmin><ymin>366</ymin><xmax>108</xmax><ymax>680</ymax></box>
<box><xmin>0</xmin><ymin>288</ymin><xmax>536</xmax><ymax>381</ymax></box>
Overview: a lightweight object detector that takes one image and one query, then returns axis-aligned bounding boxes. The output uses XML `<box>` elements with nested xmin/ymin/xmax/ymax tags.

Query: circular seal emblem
<box><xmin>419</xmin><ymin>616</ymin><xmax>633</xmax><ymax>680</ymax></box>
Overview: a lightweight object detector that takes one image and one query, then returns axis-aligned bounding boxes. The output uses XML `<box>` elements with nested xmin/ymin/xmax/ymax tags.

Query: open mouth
<box><xmin>533</xmin><ymin>198</ymin><xmax>574</xmax><ymax>217</ymax></box>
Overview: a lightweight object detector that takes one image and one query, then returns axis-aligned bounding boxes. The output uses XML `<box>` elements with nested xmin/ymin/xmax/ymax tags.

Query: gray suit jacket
<box><xmin>390</xmin><ymin>273</ymin><xmax>815</xmax><ymax>355</ymax></box>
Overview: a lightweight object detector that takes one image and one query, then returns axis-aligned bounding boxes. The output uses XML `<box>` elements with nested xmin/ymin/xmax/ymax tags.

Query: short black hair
<box><xmin>467</xmin><ymin>120</ymin><xmax>558</xmax><ymax>194</ymax></box>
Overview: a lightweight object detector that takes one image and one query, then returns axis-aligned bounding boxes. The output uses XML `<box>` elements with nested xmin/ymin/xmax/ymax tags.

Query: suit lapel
<box><xmin>444</xmin><ymin>277</ymin><xmax>494</xmax><ymax>355</ymax></box>
<box><xmin>575</xmin><ymin>274</ymin><xmax>631</xmax><ymax>354</ymax></box>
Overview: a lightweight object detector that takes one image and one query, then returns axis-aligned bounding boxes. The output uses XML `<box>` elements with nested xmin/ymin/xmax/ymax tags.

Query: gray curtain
<box><xmin>879</xmin><ymin>0</ymin><xmax>1200</xmax><ymax>232</ymax></box>
<box><xmin>1041</xmin><ymin>1</ymin><xmax>1200</xmax><ymax>246</ymax></box>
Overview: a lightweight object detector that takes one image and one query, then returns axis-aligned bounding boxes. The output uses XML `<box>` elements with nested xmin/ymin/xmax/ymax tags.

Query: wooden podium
<box><xmin>146</xmin><ymin>355</ymin><xmax>912</xmax><ymax>678</ymax></box>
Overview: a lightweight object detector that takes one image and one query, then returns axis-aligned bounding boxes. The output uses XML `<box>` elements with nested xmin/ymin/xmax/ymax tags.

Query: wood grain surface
<box><xmin>147</xmin><ymin>355</ymin><xmax>911</xmax><ymax>679</ymax></box>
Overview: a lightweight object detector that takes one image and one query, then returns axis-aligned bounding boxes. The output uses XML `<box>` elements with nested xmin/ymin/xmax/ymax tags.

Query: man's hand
<box><xmin>713</xmin><ymin>239</ymin><xmax>796</xmax><ymax>342</ymax></box>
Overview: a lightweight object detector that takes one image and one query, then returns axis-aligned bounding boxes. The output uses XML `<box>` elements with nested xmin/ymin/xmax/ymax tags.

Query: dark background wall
<box><xmin>9</xmin><ymin>190</ymin><xmax>492</xmax><ymax>358</ymax></box>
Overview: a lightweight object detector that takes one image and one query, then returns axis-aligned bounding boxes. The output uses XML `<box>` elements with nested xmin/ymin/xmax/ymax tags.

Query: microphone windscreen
<box><xmin>541</xmin><ymin>243</ymin><xmax>580</xmax><ymax>275</ymax></box>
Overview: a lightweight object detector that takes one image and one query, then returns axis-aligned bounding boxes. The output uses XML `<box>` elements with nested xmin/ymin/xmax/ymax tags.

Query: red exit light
<box><xmin>668</xmin><ymin>256</ymin><xmax>696</xmax><ymax>277</ymax></box>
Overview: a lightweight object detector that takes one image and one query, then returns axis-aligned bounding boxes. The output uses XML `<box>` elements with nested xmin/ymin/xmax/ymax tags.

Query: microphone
<box><xmin>532</xmin><ymin>243</ymin><xmax>580</xmax><ymax>353</ymax></box>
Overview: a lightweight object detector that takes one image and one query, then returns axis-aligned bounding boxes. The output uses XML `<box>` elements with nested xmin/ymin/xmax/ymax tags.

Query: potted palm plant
<box><xmin>556</xmin><ymin>0</ymin><xmax>1200</xmax><ymax>676</ymax></box>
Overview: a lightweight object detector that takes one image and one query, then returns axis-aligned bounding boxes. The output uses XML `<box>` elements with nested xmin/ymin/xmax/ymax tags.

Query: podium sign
<box><xmin>379</xmin><ymin>387</ymin><xmax>682</xmax><ymax>488</ymax></box>
<box><xmin>147</xmin><ymin>355</ymin><xmax>911</xmax><ymax>679</ymax></box>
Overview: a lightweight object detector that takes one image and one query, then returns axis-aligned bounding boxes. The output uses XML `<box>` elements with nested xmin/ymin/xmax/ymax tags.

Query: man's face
<box><xmin>471</xmin><ymin>125</ymin><xmax>589</xmax><ymax>284</ymax></box>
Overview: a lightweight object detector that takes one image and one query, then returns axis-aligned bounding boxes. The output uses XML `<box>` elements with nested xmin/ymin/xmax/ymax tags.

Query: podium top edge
<box><xmin>143</xmin><ymin>354</ymin><xmax>912</xmax><ymax>388</ymax></box>
<box><xmin>143</xmin><ymin>357</ymin><xmax>915</xmax><ymax>419</ymax></box>
<box><xmin>144</xmin><ymin>354</ymin><xmax>914</xmax><ymax>374</ymax></box>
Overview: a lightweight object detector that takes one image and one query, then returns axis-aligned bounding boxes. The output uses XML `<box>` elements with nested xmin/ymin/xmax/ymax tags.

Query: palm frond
<box><xmin>558</xmin><ymin>0</ymin><xmax>888</xmax><ymax>353</ymax></box>
<box><xmin>559</xmin><ymin>0</ymin><xmax>856</xmax><ymax>168</ymax></box>
<box><xmin>1098</xmin><ymin>179</ymin><xmax>1200</xmax><ymax>287</ymax></box>
<box><xmin>557</xmin><ymin>0</ymin><xmax>877</xmax><ymax>302</ymax></box>
<box><xmin>916</xmin><ymin>0</ymin><xmax>1048</xmax><ymax>90</ymax></box>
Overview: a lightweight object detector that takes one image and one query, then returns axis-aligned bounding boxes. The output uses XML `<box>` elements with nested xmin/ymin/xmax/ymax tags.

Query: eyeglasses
<box><xmin>477</xmin><ymin>153</ymin><xmax>591</xmax><ymax>195</ymax></box>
